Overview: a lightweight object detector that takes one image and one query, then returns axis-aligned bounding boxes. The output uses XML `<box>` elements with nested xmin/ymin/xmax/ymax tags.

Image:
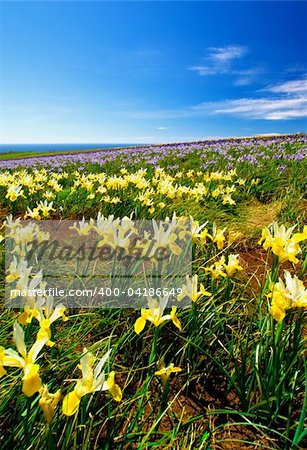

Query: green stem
<box><xmin>160</xmin><ymin>379</ymin><xmax>170</xmax><ymax>415</ymax></box>
<box><xmin>24</xmin><ymin>396</ymin><xmax>32</xmax><ymax>446</ymax></box>
<box><xmin>299</xmin><ymin>253</ymin><xmax>307</xmax><ymax>278</ymax></box>
<box><xmin>148</xmin><ymin>326</ymin><xmax>160</xmax><ymax>370</ymax></box>
<box><xmin>260</xmin><ymin>253</ymin><xmax>279</xmax><ymax>299</ymax></box>
<box><xmin>224</xmin><ymin>277</ymin><xmax>232</xmax><ymax>303</ymax></box>
<box><xmin>46</xmin><ymin>424</ymin><xmax>57</xmax><ymax>450</ymax></box>
<box><xmin>270</xmin><ymin>254</ymin><xmax>279</xmax><ymax>284</ymax></box>
<box><xmin>131</xmin><ymin>326</ymin><xmax>160</xmax><ymax>432</ymax></box>
<box><xmin>292</xmin><ymin>359</ymin><xmax>307</xmax><ymax>447</ymax></box>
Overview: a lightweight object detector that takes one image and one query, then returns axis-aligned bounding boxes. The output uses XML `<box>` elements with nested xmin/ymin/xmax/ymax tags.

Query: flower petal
<box><xmin>22</xmin><ymin>363</ymin><xmax>42</xmax><ymax>397</ymax></box>
<box><xmin>62</xmin><ymin>390</ymin><xmax>81</xmax><ymax>416</ymax></box>
<box><xmin>134</xmin><ymin>317</ymin><xmax>146</xmax><ymax>334</ymax></box>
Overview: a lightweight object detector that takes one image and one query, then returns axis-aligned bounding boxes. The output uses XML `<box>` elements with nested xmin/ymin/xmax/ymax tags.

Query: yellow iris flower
<box><xmin>223</xmin><ymin>254</ymin><xmax>243</xmax><ymax>278</ymax></box>
<box><xmin>34</xmin><ymin>297</ymin><xmax>68</xmax><ymax>347</ymax></box>
<box><xmin>206</xmin><ymin>254</ymin><xmax>243</xmax><ymax>279</ymax></box>
<box><xmin>206</xmin><ymin>257</ymin><xmax>227</xmax><ymax>279</ymax></box>
<box><xmin>155</xmin><ymin>363</ymin><xmax>182</xmax><ymax>386</ymax></box>
<box><xmin>155</xmin><ymin>363</ymin><xmax>182</xmax><ymax>377</ymax></box>
<box><xmin>62</xmin><ymin>349</ymin><xmax>122</xmax><ymax>416</ymax></box>
<box><xmin>190</xmin><ymin>218</ymin><xmax>208</xmax><ymax>241</ymax></box>
<box><xmin>134</xmin><ymin>296</ymin><xmax>182</xmax><ymax>334</ymax></box>
<box><xmin>0</xmin><ymin>347</ymin><xmax>7</xmax><ymax>377</ymax></box>
<box><xmin>5</xmin><ymin>185</ymin><xmax>24</xmax><ymax>202</ymax></box>
<box><xmin>177</xmin><ymin>274</ymin><xmax>211</xmax><ymax>303</ymax></box>
<box><xmin>259</xmin><ymin>222</ymin><xmax>306</xmax><ymax>264</ymax></box>
<box><xmin>39</xmin><ymin>385</ymin><xmax>61</xmax><ymax>423</ymax></box>
<box><xmin>2</xmin><ymin>322</ymin><xmax>47</xmax><ymax>397</ymax></box>
<box><xmin>152</xmin><ymin>220</ymin><xmax>182</xmax><ymax>255</ymax></box>
<box><xmin>269</xmin><ymin>271</ymin><xmax>307</xmax><ymax>321</ymax></box>
<box><xmin>208</xmin><ymin>224</ymin><xmax>227</xmax><ymax>250</ymax></box>
<box><xmin>70</xmin><ymin>218</ymin><xmax>94</xmax><ymax>236</ymax></box>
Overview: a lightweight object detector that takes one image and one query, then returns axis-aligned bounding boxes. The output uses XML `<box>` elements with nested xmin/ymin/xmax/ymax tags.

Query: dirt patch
<box><xmin>212</xmin><ymin>423</ymin><xmax>278</xmax><ymax>449</ymax></box>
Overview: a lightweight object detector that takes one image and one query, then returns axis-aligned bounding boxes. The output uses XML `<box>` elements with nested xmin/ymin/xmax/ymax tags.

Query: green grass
<box><xmin>0</xmin><ymin>149</ymin><xmax>99</xmax><ymax>160</ymax></box>
<box><xmin>0</xmin><ymin>145</ymin><xmax>136</xmax><ymax>160</ymax></box>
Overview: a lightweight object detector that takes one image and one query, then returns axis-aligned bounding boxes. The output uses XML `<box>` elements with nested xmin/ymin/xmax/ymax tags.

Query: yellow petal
<box><xmin>293</xmin><ymin>230</ymin><xmax>307</xmax><ymax>243</ymax></box>
<box><xmin>109</xmin><ymin>383</ymin><xmax>122</xmax><ymax>402</ymax></box>
<box><xmin>134</xmin><ymin>317</ymin><xmax>146</xmax><ymax>334</ymax></box>
<box><xmin>169</xmin><ymin>242</ymin><xmax>182</xmax><ymax>256</ymax></box>
<box><xmin>39</xmin><ymin>388</ymin><xmax>61</xmax><ymax>423</ymax></box>
<box><xmin>37</xmin><ymin>327</ymin><xmax>51</xmax><ymax>342</ymax></box>
<box><xmin>105</xmin><ymin>371</ymin><xmax>122</xmax><ymax>401</ymax></box>
<box><xmin>18</xmin><ymin>312</ymin><xmax>29</xmax><ymax>326</ymax></box>
<box><xmin>62</xmin><ymin>390</ymin><xmax>81</xmax><ymax>416</ymax></box>
<box><xmin>170</xmin><ymin>367</ymin><xmax>182</xmax><ymax>373</ymax></box>
<box><xmin>106</xmin><ymin>370</ymin><xmax>115</xmax><ymax>389</ymax></box>
<box><xmin>270</xmin><ymin>305</ymin><xmax>286</xmax><ymax>322</ymax></box>
<box><xmin>5</xmin><ymin>273</ymin><xmax>19</xmax><ymax>283</ymax></box>
<box><xmin>154</xmin><ymin>368</ymin><xmax>166</xmax><ymax>376</ymax></box>
<box><xmin>22</xmin><ymin>364</ymin><xmax>42</xmax><ymax>397</ymax></box>
<box><xmin>200</xmin><ymin>285</ymin><xmax>212</xmax><ymax>297</ymax></box>
<box><xmin>39</xmin><ymin>399</ymin><xmax>54</xmax><ymax>423</ymax></box>
<box><xmin>171</xmin><ymin>315</ymin><xmax>182</xmax><ymax>331</ymax></box>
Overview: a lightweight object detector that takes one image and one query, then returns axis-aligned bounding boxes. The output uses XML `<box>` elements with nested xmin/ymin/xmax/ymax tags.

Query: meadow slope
<box><xmin>0</xmin><ymin>134</ymin><xmax>306</xmax><ymax>450</ymax></box>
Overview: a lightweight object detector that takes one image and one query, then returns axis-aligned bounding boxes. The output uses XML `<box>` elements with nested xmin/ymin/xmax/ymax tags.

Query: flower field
<box><xmin>0</xmin><ymin>133</ymin><xmax>306</xmax><ymax>449</ymax></box>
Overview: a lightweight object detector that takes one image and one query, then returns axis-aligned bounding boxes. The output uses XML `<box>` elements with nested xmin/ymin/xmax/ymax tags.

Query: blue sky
<box><xmin>0</xmin><ymin>1</ymin><xmax>306</xmax><ymax>144</ymax></box>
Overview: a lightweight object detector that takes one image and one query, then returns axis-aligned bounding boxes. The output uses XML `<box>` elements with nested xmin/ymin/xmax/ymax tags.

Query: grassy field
<box><xmin>0</xmin><ymin>152</ymin><xmax>44</xmax><ymax>160</ymax></box>
<box><xmin>0</xmin><ymin>145</ymin><xmax>141</xmax><ymax>161</ymax></box>
<box><xmin>0</xmin><ymin>134</ymin><xmax>306</xmax><ymax>450</ymax></box>
<box><xmin>0</xmin><ymin>148</ymin><xmax>106</xmax><ymax>160</ymax></box>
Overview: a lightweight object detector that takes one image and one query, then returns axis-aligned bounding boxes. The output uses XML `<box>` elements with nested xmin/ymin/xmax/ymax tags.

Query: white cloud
<box><xmin>128</xmin><ymin>77</ymin><xmax>307</xmax><ymax>121</ymax></box>
<box><xmin>232</xmin><ymin>68</ymin><xmax>265</xmax><ymax>86</ymax></box>
<box><xmin>212</xmin><ymin>96</ymin><xmax>307</xmax><ymax>120</ymax></box>
<box><xmin>189</xmin><ymin>45</ymin><xmax>248</xmax><ymax>76</ymax></box>
<box><xmin>219</xmin><ymin>77</ymin><xmax>307</xmax><ymax>119</ymax></box>
<box><xmin>262</xmin><ymin>79</ymin><xmax>307</xmax><ymax>94</ymax></box>
<box><xmin>233</xmin><ymin>78</ymin><xmax>252</xmax><ymax>86</ymax></box>
<box><xmin>189</xmin><ymin>65</ymin><xmax>218</xmax><ymax>76</ymax></box>
<box><xmin>265</xmin><ymin>110</ymin><xmax>306</xmax><ymax>120</ymax></box>
<box><xmin>189</xmin><ymin>45</ymin><xmax>264</xmax><ymax>86</ymax></box>
<box><xmin>284</xmin><ymin>64</ymin><xmax>306</xmax><ymax>75</ymax></box>
<box><xmin>208</xmin><ymin>46</ymin><xmax>247</xmax><ymax>63</ymax></box>
<box><xmin>157</xmin><ymin>126</ymin><xmax>168</xmax><ymax>130</ymax></box>
<box><xmin>235</xmin><ymin>69</ymin><xmax>264</xmax><ymax>76</ymax></box>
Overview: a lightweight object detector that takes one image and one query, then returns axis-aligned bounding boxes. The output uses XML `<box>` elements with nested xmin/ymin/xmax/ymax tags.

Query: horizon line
<box><xmin>1</xmin><ymin>131</ymin><xmax>307</xmax><ymax>147</ymax></box>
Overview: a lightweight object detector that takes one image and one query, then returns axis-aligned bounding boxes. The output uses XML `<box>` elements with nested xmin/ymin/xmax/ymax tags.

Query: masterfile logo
<box><xmin>5</xmin><ymin>218</ymin><xmax>192</xmax><ymax>308</ymax></box>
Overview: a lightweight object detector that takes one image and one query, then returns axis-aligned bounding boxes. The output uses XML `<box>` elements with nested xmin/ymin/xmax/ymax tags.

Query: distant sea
<box><xmin>0</xmin><ymin>143</ymin><xmax>138</xmax><ymax>154</ymax></box>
